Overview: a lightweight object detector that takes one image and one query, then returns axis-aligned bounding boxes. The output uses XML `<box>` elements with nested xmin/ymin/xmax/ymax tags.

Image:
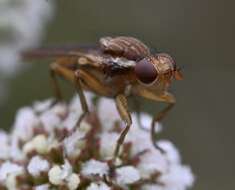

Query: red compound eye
<box><xmin>135</xmin><ymin>58</ymin><xmax>158</xmax><ymax>84</ymax></box>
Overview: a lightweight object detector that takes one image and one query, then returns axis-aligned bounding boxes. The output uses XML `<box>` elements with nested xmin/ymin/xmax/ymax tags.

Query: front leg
<box><xmin>134</xmin><ymin>87</ymin><xmax>176</xmax><ymax>151</ymax></box>
<box><xmin>151</xmin><ymin>102</ymin><xmax>175</xmax><ymax>152</ymax></box>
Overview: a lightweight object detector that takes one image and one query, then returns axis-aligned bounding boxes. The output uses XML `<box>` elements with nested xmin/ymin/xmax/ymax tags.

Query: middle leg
<box><xmin>74</xmin><ymin>69</ymin><xmax>111</xmax><ymax>127</ymax></box>
<box><xmin>114</xmin><ymin>94</ymin><xmax>132</xmax><ymax>158</ymax></box>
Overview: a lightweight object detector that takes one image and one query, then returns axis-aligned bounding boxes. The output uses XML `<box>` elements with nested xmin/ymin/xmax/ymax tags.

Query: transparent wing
<box><xmin>22</xmin><ymin>44</ymin><xmax>99</xmax><ymax>59</ymax></box>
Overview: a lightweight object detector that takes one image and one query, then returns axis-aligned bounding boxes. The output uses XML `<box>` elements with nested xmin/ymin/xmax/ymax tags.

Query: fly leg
<box><xmin>74</xmin><ymin>71</ymin><xmax>89</xmax><ymax>127</ymax></box>
<box><xmin>132</xmin><ymin>97</ymin><xmax>149</xmax><ymax>132</ymax></box>
<box><xmin>74</xmin><ymin>70</ymin><xmax>132</xmax><ymax>158</ymax></box>
<box><xmin>48</xmin><ymin>62</ymin><xmax>88</xmax><ymax>128</ymax></box>
<box><xmin>49</xmin><ymin>63</ymin><xmax>64</xmax><ymax>107</ymax></box>
<box><xmin>49</xmin><ymin>57</ymin><xmax>78</xmax><ymax>107</ymax></box>
<box><xmin>49</xmin><ymin>63</ymin><xmax>91</xmax><ymax>128</ymax></box>
<box><xmin>134</xmin><ymin>87</ymin><xmax>175</xmax><ymax>152</ymax></box>
<box><xmin>151</xmin><ymin>102</ymin><xmax>175</xmax><ymax>152</ymax></box>
<box><xmin>74</xmin><ymin>69</ymin><xmax>111</xmax><ymax>127</ymax></box>
<box><xmin>114</xmin><ymin>94</ymin><xmax>132</xmax><ymax>158</ymax></box>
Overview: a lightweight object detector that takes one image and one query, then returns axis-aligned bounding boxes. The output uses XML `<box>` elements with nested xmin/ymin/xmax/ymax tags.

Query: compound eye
<box><xmin>135</xmin><ymin>58</ymin><xmax>158</xmax><ymax>84</ymax></box>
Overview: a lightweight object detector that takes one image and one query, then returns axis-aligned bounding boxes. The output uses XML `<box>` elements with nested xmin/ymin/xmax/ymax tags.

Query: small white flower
<box><xmin>79</xmin><ymin>121</ymin><xmax>92</xmax><ymax>133</ymax></box>
<box><xmin>98</xmin><ymin>98</ymin><xmax>119</xmax><ymax>131</ymax></box>
<box><xmin>60</xmin><ymin>160</ymin><xmax>73</xmax><ymax>180</ymax></box>
<box><xmin>27</xmin><ymin>156</ymin><xmax>50</xmax><ymax>177</ymax></box>
<box><xmin>33</xmin><ymin>99</ymin><xmax>54</xmax><ymax>113</ymax></box>
<box><xmin>81</xmin><ymin>159</ymin><xmax>109</xmax><ymax>177</ymax></box>
<box><xmin>47</xmin><ymin>136</ymin><xmax>60</xmax><ymax>152</ymax></box>
<box><xmin>35</xmin><ymin>184</ymin><xmax>50</xmax><ymax>190</ymax></box>
<box><xmin>0</xmin><ymin>131</ymin><xmax>9</xmax><ymax>144</ymax></box>
<box><xmin>0</xmin><ymin>131</ymin><xmax>10</xmax><ymax>159</ymax></box>
<box><xmin>87</xmin><ymin>182</ymin><xmax>111</xmax><ymax>190</ymax></box>
<box><xmin>99</xmin><ymin>132</ymin><xmax>119</xmax><ymax>159</ymax></box>
<box><xmin>6</xmin><ymin>173</ymin><xmax>18</xmax><ymax>190</ymax></box>
<box><xmin>138</xmin><ymin>112</ymin><xmax>162</xmax><ymax>133</ymax></box>
<box><xmin>12</xmin><ymin>107</ymin><xmax>39</xmax><ymax>141</ymax></box>
<box><xmin>64</xmin><ymin>94</ymin><xmax>93</xmax><ymax>130</ymax></box>
<box><xmin>32</xmin><ymin>134</ymin><xmax>48</xmax><ymax>154</ymax></box>
<box><xmin>23</xmin><ymin>134</ymin><xmax>49</xmax><ymax>155</ymax></box>
<box><xmin>157</xmin><ymin>140</ymin><xmax>181</xmax><ymax>164</ymax></box>
<box><xmin>0</xmin><ymin>161</ymin><xmax>23</xmax><ymax>181</ymax></box>
<box><xmin>70</xmin><ymin>93</ymin><xmax>94</xmax><ymax>112</ymax></box>
<box><xmin>67</xmin><ymin>173</ymin><xmax>80</xmax><ymax>190</ymax></box>
<box><xmin>22</xmin><ymin>141</ymin><xmax>35</xmax><ymax>154</ymax></box>
<box><xmin>0</xmin><ymin>0</ymin><xmax>54</xmax><ymax>75</ymax></box>
<box><xmin>48</xmin><ymin>165</ymin><xmax>63</xmax><ymax>185</ymax></box>
<box><xmin>116</xmin><ymin>166</ymin><xmax>140</xmax><ymax>185</ymax></box>
<box><xmin>159</xmin><ymin>165</ymin><xmax>195</xmax><ymax>190</ymax></box>
<box><xmin>63</xmin><ymin>97</ymin><xmax>83</xmax><ymax>129</ymax></box>
<box><xmin>63</xmin><ymin>128</ymin><xmax>86</xmax><ymax>158</ymax></box>
<box><xmin>126</xmin><ymin>113</ymin><xmax>157</xmax><ymax>155</ymax></box>
<box><xmin>137</xmin><ymin>151</ymin><xmax>167</xmax><ymax>179</ymax></box>
<box><xmin>39</xmin><ymin>110</ymin><xmax>61</xmax><ymax>132</ymax></box>
<box><xmin>48</xmin><ymin>161</ymin><xmax>79</xmax><ymax>188</ymax></box>
<box><xmin>62</xmin><ymin>110</ymin><xmax>80</xmax><ymax>130</ymax></box>
<box><xmin>9</xmin><ymin>137</ymin><xmax>25</xmax><ymax>161</ymax></box>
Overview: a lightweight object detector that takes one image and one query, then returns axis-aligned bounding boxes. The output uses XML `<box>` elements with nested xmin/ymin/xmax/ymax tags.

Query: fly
<box><xmin>23</xmin><ymin>36</ymin><xmax>183</xmax><ymax>157</ymax></box>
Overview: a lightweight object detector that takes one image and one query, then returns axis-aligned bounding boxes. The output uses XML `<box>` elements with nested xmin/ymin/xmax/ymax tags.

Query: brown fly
<box><xmin>23</xmin><ymin>36</ymin><xmax>183</xmax><ymax>157</ymax></box>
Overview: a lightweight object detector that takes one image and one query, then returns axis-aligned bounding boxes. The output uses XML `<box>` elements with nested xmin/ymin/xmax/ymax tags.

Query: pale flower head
<box><xmin>27</xmin><ymin>156</ymin><xmax>50</xmax><ymax>177</ymax></box>
<box><xmin>81</xmin><ymin>159</ymin><xmax>109</xmax><ymax>178</ymax></box>
<box><xmin>99</xmin><ymin>132</ymin><xmax>119</xmax><ymax>159</ymax></box>
<box><xmin>35</xmin><ymin>184</ymin><xmax>50</xmax><ymax>190</ymax></box>
<box><xmin>98</xmin><ymin>98</ymin><xmax>119</xmax><ymax>131</ymax></box>
<box><xmin>48</xmin><ymin>160</ymin><xmax>80</xmax><ymax>189</ymax></box>
<box><xmin>159</xmin><ymin>165</ymin><xmax>195</xmax><ymax>190</ymax></box>
<box><xmin>157</xmin><ymin>140</ymin><xmax>181</xmax><ymax>164</ymax></box>
<box><xmin>116</xmin><ymin>166</ymin><xmax>141</xmax><ymax>185</ymax></box>
<box><xmin>87</xmin><ymin>182</ymin><xmax>111</xmax><ymax>190</ymax></box>
<box><xmin>0</xmin><ymin>95</ymin><xmax>194</xmax><ymax>189</ymax></box>
<box><xmin>12</xmin><ymin>107</ymin><xmax>40</xmax><ymax>142</ymax></box>
<box><xmin>0</xmin><ymin>131</ymin><xmax>10</xmax><ymax>159</ymax></box>
<box><xmin>0</xmin><ymin>0</ymin><xmax>54</xmax><ymax>75</ymax></box>
<box><xmin>0</xmin><ymin>161</ymin><xmax>23</xmax><ymax>181</ymax></box>
<box><xmin>63</xmin><ymin>128</ymin><xmax>86</xmax><ymax>158</ymax></box>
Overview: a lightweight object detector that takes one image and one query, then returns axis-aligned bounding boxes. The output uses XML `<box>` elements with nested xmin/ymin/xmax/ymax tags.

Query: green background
<box><xmin>1</xmin><ymin>0</ymin><xmax>234</xmax><ymax>189</ymax></box>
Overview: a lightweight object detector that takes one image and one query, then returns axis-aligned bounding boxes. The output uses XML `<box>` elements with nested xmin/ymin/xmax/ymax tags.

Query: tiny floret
<box><xmin>81</xmin><ymin>159</ymin><xmax>109</xmax><ymax>177</ymax></box>
<box><xmin>67</xmin><ymin>173</ymin><xmax>80</xmax><ymax>190</ymax></box>
<box><xmin>27</xmin><ymin>156</ymin><xmax>50</xmax><ymax>177</ymax></box>
<box><xmin>23</xmin><ymin>134</ymin><xmax>48</xmax><ymax>154</ymax></box>
<box><xmin>87</xmin><ymin>182</ymin><xmax>111</xmax><ymax>190</ymax></box>
<box><xmin>48</xmin><ymin>165</ymin><xmax>63</xmax><ymax>185</ymax></box>
<box><xmin>116</xmin><ymin>166</ymin><xmax>141</xmax><ymax>185</ymax></box>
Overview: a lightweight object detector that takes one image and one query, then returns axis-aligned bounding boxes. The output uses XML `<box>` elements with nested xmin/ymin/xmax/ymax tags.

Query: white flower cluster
<box><xmin>0</xmin><ymin>0</ymin><xmax>54</xmax><ymax>101</ymax></box>
<box><xmin>0</xmin><ymin>0</ymin><xmax>54</xmax><ymax>74</ymax></box>
<box><xmin>0</xmin><ymin>93</ymin><xmax>195</xmax><ymax>189</ymax></box>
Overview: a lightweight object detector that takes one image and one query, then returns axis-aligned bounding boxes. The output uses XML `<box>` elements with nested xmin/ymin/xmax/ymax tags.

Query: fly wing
<box><xmin>22</xmin><ymin>42</ymin><xmax>137</xmax><ymax>74</ymax></box>
<box><xmin>22</xmin><ymin>44</ymin><xmax>99</xmax><ymax>59</ymax></box>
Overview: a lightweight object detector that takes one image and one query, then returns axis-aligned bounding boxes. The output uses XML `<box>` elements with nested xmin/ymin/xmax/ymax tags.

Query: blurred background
<box><xmin>0</xmin><ymin>0</ymin><xmax>234</xmax><ymax>189</ymax></box>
